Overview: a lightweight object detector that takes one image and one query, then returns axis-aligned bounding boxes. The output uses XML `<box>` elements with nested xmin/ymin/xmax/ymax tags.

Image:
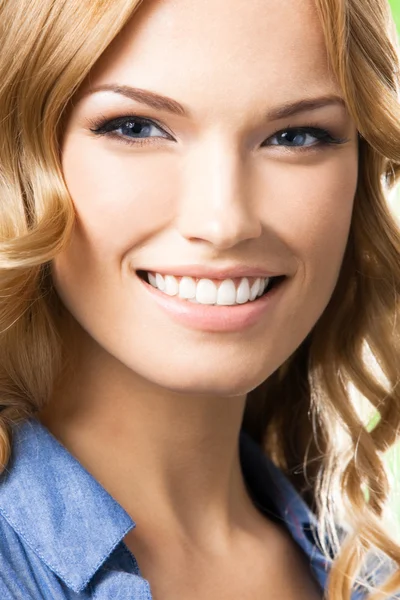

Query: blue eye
<box><xmin>116</xmin><ymin>119</ymin><xmax>168</xmax><ymax>140</ymax></box>
<box><xmin>90</xmin><ymin>116</ymin><xmax>347</xmax><ymax>150</ymax></box>
<box><xmin>90</xmin><ymin>116</ymin><xmax>171</xmax><ymax>145</ymax></box>
<box><xmin>266</xmin><ymin>127</ymin><xmax>344</xmax><ymax>148</ymax></box>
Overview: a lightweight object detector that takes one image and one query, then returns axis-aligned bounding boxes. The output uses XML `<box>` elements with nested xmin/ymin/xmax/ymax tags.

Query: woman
<box><xmin>0</xmin><ymin>0</ymin><xmax>399</xmax><ymax>598</ymax></box>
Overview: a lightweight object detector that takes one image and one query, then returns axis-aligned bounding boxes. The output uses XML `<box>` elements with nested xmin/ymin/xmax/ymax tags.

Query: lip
<box><xmin>137</xmin><ymin>273</ymin><xmax>287</xmax><ymax>332</ymax></box>
<box><xmin>136</xmin><ymin>264</ymin><xmax>285</xmax><ymax>280</ymax></box>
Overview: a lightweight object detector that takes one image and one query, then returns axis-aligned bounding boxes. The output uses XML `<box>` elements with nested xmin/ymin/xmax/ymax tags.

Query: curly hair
<box><xmin>0</xmin><ymin>0</ymin><xmax>400</xmax><ymax>598</ymax></box>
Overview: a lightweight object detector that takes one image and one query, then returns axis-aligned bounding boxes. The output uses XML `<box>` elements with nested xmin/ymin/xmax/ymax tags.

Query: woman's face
<box><xmin>56</xmin><ymin>0</ymin><xmax>358</xmax><ymax>395</ymax></box>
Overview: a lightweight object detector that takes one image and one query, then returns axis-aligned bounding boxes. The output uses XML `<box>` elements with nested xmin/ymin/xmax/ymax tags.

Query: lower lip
<box><xmin>138</xmin><ymin>275</ymin><xmax>287</xmax><ymax>332</ymax></box>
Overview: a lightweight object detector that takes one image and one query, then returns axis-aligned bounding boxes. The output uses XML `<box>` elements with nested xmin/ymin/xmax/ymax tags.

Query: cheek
<box><xmin>54</xmin><ymin>138</ymin><xmax>166</xmax><ymax>321</ymax></box>
<box><xmin>60</xmin><ymin>135</ymin><xmax>179</xmax><ymax>253</ymax></box>
<box><xmin>305</xmin><ymin>160</ymin><xmax>357</xmax><ymax>284</ymax></box>
<box><xmin>258</xmin><ymin>150</ymin><xmax>358</xmax><ymax>345</ymax></box>
<box><xmin>260</xmin><ymin>152</ymin><xmax>358</xmax><ymax>275</ymax></box>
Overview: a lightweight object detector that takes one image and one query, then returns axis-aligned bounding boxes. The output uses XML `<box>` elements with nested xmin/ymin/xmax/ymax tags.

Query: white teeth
<box><xmin>164</xmin><ymin>275</ymin><xmax>179</xmax><ymax>296</ymax></box>
<box><xmin>250</xmin><ymin>278</ymin><xmax>261</xmax><ymax>301</ymax></box>
<box><xmin>259</xmin><ymin>277</ymin><xmax>269</xmax><ymax>296</ymax></box>
<box><xmin>155</xmin><ymin>273</ymin><xmax>165</xmax><ymax>291</ymax></box>
<box><xmin>178</xmin><ymin>276</ymin><xmax>196</xmax><ymax>299</ymax></box>
<box><xmin>145</xmin><ymin>271</ymin><xmax>274</xmax><ymax>306</ymax></box>
<box><xmin>236</xmin><ymin>278</ymin><xmax>250</xmax><ymax>304</ymax></box>
<box><xmin>148</xmin><ymin>273</ymin><xmax>157</xmax><ymax>287</ymax></box>
<box><xmin>195</xmin><ymin>279</ymin><xmax>217</xmax><ymax>305</ymax></box>
<box><xmin>216</xmin><ymin>279</ymin><xmax>236</xmax><ymax>305</ymax></box>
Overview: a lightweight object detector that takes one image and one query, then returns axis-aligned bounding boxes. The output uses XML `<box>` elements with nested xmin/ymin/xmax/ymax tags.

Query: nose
<box><xmin>175</xmin><ymin>141</ymin><xmax>262</xmax><ymax>250</ymax></box>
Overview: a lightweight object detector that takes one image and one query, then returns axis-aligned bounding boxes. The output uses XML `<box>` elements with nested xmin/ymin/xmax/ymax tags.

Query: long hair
<box><xmin>0</xmin><ymin>0</ymin><xmax>400</xmax><ymax>598</ymax></box>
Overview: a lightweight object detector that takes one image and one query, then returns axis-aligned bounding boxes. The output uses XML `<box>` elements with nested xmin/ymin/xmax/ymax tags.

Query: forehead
<box><xmin>86</xmin><ymin>0</ymin><xmax>338</xmax><ymax>115</ymax></box>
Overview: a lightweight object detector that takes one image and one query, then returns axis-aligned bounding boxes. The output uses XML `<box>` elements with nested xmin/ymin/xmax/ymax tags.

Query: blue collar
<box><xmin>0</xmin><ymin>418</ymin><xmax>134</xmax><ymax>592</ymax></box>
<box><xmin>0</xmin><ymin>417</ymin><xmax>332</xmax><ymax>593</ymax></box>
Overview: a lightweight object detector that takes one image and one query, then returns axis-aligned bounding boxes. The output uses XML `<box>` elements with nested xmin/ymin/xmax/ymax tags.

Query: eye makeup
<box><xmin>86</xmin><ymin>112</ymin><xmax>350</xmax><ymax>153</ymax></box>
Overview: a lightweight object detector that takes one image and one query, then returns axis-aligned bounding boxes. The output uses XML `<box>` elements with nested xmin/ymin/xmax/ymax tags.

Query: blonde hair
<box><xmin>0</xmin><ymin>0</ymin><xmax>400</xmax><ymax>597</ymax></box>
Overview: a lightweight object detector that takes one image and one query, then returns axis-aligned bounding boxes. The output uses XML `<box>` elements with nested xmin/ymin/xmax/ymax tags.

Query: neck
<box><xmin>38</xmin><ymin>321</ymin><xmax>255</xmax><ymax>549</ymax></box>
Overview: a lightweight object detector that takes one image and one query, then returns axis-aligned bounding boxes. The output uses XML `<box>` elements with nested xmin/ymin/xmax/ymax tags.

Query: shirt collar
<box><xmin>239</xmin><ymin>430</ymin><xmax>333</xmax><ymax>562</ymax></box>
<box><xmin>0</xmin><ymin>418</ymin><xmax>327</xmax><ymax>594</ymax></box>
<box><xmin>239</xmin><ymin>429</ymin><xmax>319</xmax><ymax>529</ymax></box>
<box><xmin>0</xmin><ymin>418</ymin><xmax>135</xmax><ymax>593</ymax></box>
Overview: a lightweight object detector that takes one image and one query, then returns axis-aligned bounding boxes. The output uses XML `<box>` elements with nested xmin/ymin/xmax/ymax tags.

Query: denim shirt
<box><xmin>0</xmin><ymin>417</ymin><xmax>378</xmax><ymax>599</ymax></box>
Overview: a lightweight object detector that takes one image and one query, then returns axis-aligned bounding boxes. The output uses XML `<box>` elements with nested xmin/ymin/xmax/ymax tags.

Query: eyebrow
<box><xmin>266</xmin><ymin>95</ymin><xmax>346</xmax><ymax>120</ymax></box>
<box><xmin>84</xmin><ymin>84</ymin><xmax>187</xmax><ymax>116</ymax></box>
<box><xmin>84</xmin><ymin>84</ymin><xmax>346</xmax><ymax>120</ymax></box>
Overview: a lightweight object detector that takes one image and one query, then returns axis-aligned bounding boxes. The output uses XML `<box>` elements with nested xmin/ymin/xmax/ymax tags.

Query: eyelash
<box><xmin>89</xmin><ymin>114</ymin><xmax>348</xmax><ymax>151</ymax></box>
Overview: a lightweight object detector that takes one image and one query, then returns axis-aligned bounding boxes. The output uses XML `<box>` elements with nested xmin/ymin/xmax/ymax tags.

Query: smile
<box><xmin>138</xmin><ymin>271</ymin><xmax>284</xmax><ymax>306</ymax></box>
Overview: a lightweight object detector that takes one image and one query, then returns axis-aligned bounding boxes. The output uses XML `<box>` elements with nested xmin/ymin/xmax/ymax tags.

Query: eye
<box><xmin>89</xmin><ymin>116</ymin><xmax>348</xmax><ymax>151</ymax></box>
<box><xmin>89</xmin><ymin>115</ymin><xmax>172</xmax><ymax>146</ymax></box>
<box><xmin>264</xmin><ymin>126</ymin><xmax>346</xmax><ymax>149</ymax></box>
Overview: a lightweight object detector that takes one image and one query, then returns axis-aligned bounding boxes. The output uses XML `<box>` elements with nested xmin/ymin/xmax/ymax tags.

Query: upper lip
<box><xmin>137</xmin><ymin>265</ymin><xmax>285</xmax><ymax>279</ymax></box>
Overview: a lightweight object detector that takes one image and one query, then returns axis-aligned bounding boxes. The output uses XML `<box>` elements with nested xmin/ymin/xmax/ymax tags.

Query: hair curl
<box><xmin>1</xmin><ymin>0</ymin><xmax>400</xmax><ymax>598</ymax></box>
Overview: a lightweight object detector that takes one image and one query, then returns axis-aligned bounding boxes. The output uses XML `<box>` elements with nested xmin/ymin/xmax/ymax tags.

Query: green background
<box><xmin>391</xmin><ymin>0</ymin><xmax>400</xmax><ymax>29</ymax></box>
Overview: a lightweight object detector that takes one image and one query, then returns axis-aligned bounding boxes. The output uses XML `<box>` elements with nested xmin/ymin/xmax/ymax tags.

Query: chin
<box><xmin>138</xmin><ymin>362</ymin><xmax>272</xmax><ymax>398</ymax></box>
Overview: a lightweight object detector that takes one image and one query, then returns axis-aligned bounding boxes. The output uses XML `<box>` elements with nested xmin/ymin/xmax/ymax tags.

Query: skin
<box><xmin>39</xmin><ymin>0</ymin><xmax>358</xmax><ymax>595</ymax></box>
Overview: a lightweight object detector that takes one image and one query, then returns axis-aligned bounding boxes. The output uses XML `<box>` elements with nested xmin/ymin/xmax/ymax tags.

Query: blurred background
<box><xmin>391</xmin><ymin>0</ymin><xmax>400</xmax><ymax>30</ymax></box>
